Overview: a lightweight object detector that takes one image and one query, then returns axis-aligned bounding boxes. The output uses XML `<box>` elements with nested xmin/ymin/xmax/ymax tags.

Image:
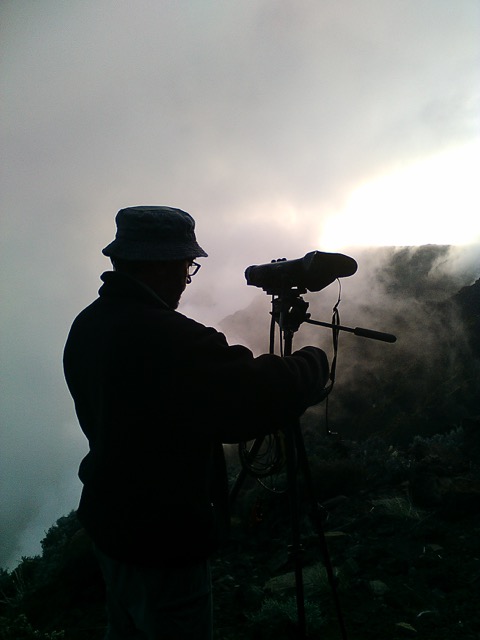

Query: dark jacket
<box><xmin>63</xmin><ymin>271</ymin><xmax>329</xmax><ymax>567</ymax></box>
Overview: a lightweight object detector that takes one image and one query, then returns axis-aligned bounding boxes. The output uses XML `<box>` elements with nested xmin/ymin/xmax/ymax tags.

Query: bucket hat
<box><xmin>102</xmin><ymin>206</ymin><xmax>208</xmax><ymax>261</ymax></box>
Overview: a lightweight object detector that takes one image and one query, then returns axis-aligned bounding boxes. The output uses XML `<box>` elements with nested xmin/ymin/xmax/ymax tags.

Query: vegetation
<box><xmin>1</xmin><ymin>421</ymin><xmax>479</xmax><ymax>639</ymax></box>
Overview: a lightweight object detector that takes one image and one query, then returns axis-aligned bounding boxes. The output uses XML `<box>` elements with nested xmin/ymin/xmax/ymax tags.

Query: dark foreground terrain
<box><xmin>1</xmin><ymin>421</ymin><xmax>479</xmax><ymax>640</ymax></box>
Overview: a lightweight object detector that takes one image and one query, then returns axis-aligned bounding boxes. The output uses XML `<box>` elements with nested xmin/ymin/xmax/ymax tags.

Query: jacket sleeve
<box><xmin>161</xmin><ymin>312</ymin><xmax>329</xmax><ymax>443</ymax></box>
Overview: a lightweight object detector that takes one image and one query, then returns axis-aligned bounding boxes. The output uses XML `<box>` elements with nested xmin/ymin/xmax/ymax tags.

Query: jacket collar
<box><xmin>99</xmin><ymin>271</ymin><xmax>172</xmax><ymax>310</ymax></box>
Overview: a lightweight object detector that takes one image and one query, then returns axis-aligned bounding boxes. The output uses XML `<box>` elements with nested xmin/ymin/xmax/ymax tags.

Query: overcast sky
<box><xmin>1</xmin><ymin>0</ymin><xmax>479</xmax><ymax>569</ymax></box>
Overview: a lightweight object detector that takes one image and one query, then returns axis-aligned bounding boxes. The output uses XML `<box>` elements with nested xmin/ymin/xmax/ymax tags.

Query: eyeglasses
<box><xmin>187</xmin><ymin>261</ymin><xmax>201</xmax><ymax>277</ymax></box>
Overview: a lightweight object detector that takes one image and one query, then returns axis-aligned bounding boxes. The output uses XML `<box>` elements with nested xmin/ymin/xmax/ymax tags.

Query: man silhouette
<box><xmin>64</xmin><ymin>205</ymin><xmax>329</xmax><ymax>639</ymax></box>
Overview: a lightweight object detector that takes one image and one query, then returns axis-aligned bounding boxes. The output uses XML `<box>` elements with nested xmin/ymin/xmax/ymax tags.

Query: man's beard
<box><xmin>157</xmin><ymin>280</ymin><xmax>186</xmax><ymax>309</ymax></box>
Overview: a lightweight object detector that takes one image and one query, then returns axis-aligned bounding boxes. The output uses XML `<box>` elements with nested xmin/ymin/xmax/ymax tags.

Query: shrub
<box><xmin>0</xmin><ymin>613</ymin><xmax>64</xmax><ymax>639</ymax></box>
<box><xmin>246</xmin><ymin>596</ymin><xmax>326</xmax><ymax>639</ymax></box>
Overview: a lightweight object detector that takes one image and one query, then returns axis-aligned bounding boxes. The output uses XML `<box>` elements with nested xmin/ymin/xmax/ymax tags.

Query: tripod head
<box><xmin>271</xmin><ymin>290</ymin><xmax>311</xmax><ymax>335</ymax></box>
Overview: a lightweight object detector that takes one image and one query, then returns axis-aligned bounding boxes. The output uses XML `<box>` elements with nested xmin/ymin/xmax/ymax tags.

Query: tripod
<box><xmin>229</xmin><ymin>287</ymin><xmax>396</xmax><ymax>639</ymax></box>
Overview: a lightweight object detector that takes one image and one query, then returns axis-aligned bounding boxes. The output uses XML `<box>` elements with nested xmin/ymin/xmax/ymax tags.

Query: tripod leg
<box><xmin>293</xmin><ymin>423</ymin><xmax>349</xmax><ymax>640</ymax></box>
<box><xmin>229</xmin><ymin>436</ymin><xmax>265</xmax><ymax>507</ymax></box>
<box><xmin>285</xmin><ymin>421</ymin><xmax>307</xmax><ymax>638</ymax></box>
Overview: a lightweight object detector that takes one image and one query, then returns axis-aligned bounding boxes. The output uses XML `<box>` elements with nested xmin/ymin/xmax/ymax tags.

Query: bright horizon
<box><xmin>320</xmin><ymin>141</ymin><xmax>480</xmax><ymax>250</ymax></box>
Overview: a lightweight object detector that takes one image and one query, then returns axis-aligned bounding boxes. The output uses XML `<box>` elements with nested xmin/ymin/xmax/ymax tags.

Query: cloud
<box><xmin>1</xmin><ymin>0</ymin><xmax>479</xmax><ymax>568</ymax></box>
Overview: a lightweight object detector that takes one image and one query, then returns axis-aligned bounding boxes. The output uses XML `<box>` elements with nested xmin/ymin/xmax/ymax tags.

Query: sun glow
<box><xmin>321</xmin><ymin>141</ymin><xmax>480</xmax><ymax>250</ymax></box>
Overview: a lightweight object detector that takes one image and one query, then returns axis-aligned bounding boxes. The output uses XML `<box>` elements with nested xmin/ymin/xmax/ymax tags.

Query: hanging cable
<box><xmin>324</xmin><ymin>280</ymin><xmax>342</xmax><ymax>435</ymax></box>
<box><xmin>238</xmin><ymin>433</ymin><xmax>286</xmax><ymax>481</ymax></box>
<box><xmin>269</xmin><ymin>295</ymin><xmax>276</xmax><ymax>355</ymax></box>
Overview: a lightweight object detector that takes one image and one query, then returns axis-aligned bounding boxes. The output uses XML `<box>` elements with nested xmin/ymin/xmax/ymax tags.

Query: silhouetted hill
<box><xmin>453</xmin><ymin>277</ymin><xmax>480</xmax><ymax>356</ymax></box>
